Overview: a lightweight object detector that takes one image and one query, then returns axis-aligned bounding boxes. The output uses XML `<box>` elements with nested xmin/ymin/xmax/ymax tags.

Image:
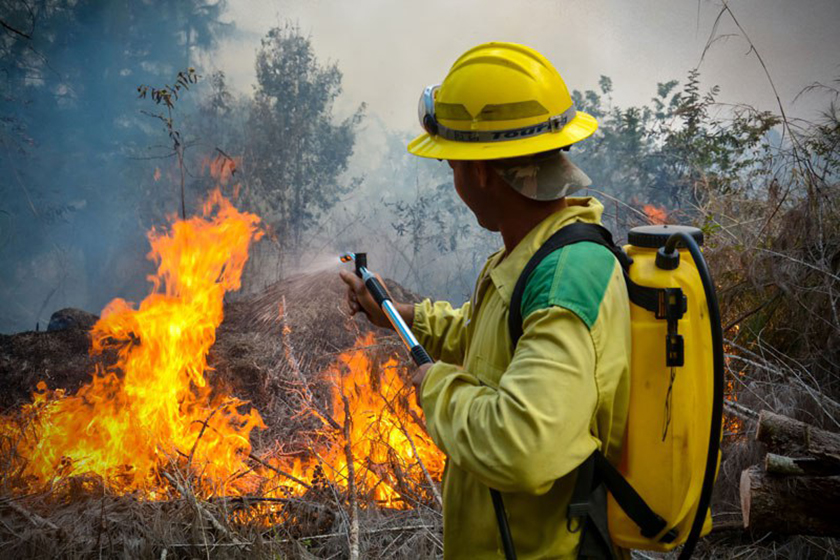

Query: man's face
<box><xmin>447</xmin><ymin>160</ymin><xmax>498</xmax><ymax>231</ymax></box>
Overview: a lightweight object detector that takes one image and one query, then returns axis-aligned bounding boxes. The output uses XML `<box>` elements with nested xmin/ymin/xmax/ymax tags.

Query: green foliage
<box><xmin>138</xmin><ymin>68</ymin><xmax>200</xmax><ymax>110</ymax></box>
<box><xmin>0</xmin><ymin>0</ymin><xmax>232</xmax><ymax>332</ymax></box>
<box><xmin>571</xmin><ymin>69</ymin><xmax>780</xmax><ymax>209</ymax></box>
<box><xmin>138</xmin><ymin>68</ymin><xmax>201</xmax><ymax>219</ymax></box>
<box><xmin>386</xmin><ymin>182</ymin><xmax>471</xmax><ymax>255</ymax></box>
<box><xmin>245</xmin><ymin>23</ymin><xmax>365</xmax><ymax>256</ymax></box>
<box><xmin>800</xmin><ymin>78</ymin><xmax>840</xmax><ymax>183</ymax></box>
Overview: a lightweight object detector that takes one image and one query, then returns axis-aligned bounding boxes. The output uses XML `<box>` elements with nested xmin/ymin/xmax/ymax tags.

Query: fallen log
<box><xmin>764</xmin><ymin>453</ymin><xmax>840</xmax><ymax>476</ymax></box>
<box><xmin>740</xmin><ymin>465</ymin><xmax>840</xmax><ymax>536</ymax></box>
<box><xmin>755</xmin><ymin>410</ymin><xmax>840</xmax><ymax>468</ymax></box>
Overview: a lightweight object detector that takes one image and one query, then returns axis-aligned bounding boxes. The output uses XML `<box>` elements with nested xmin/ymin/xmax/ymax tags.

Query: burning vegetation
<box><xmin>2</xmin><ymin>190</ymin><xmax>265</xmax><ymax>496</ymax></box>
<box><xmin>0</xmin><ymin>191</ymin><xmax>444</xmax><ymax>557</ymax></box>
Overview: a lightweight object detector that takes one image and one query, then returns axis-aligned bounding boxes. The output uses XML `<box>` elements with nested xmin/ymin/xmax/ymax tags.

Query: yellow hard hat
<box><xmin>407</xmin><ymin>42</ymin><xmax>598</xmax><ymax>161</ymax></box>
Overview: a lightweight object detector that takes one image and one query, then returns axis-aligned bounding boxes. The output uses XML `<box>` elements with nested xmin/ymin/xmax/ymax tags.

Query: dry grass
<box><xmin>0</xmin><ymin>272</ymin><xmax>443</xmax><ymax>559</ymax></box>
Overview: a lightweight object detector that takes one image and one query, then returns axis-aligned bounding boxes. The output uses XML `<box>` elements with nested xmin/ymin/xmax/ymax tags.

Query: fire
<box><xmin>2</xmin><ymin>190</ymin><xmax>265</xmax><ymax>495</ymax></box>
<box><xmin>203</xmin><ymin>152</ymin><xmax>241</xmax><ymax>186</ymax></box>
<box><xmin>1</xmin><ymin>189</ymin><xmax>443</xmax><ymax>512</ymax></box>
<box><xmin>723</xmin><ymin>326</ymin><xmax>746</xmax><ymax>438</ymax></box>
<box><xmin>643</xmin><ymin>204</ymin><xmax>668</xmax><ymax>225</ymax></box>
<box><xmin>263</xmin><ymin>333</ymin><xmax>444</xmax><ymax>508</ymax></box>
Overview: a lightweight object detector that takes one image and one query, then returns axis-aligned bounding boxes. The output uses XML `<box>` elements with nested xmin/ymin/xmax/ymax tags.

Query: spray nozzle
<box><xmin>339</xmin><ymin>252</ymin><xmax>367</xmax><ymax>278</ymax></box>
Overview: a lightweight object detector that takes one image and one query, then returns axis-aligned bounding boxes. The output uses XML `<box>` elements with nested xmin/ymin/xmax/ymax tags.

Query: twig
<box><xmin>724</xmin><ymin>400</ymin><xmax>760</xmax><ymax>422</ymax></box>
<box><xmin>2</xmin><ymin>499</ymin><xmax>58</xmax><ymax>530</ymax></box>
<box><xmin>162</xmin><ymin>472</ymin><xmax>245</xmax><ymax>547</ymax></box>
<box><xmin>166</xmin><ymin>542</ymin><xmax>252</xmax><ymax>549</ymax></box>
<box><xmin>723</xmin><ymin>290</ymin><xmax>782</xmax><ymax>332</ymax></box>
<box><xmin>381</xmin><ymin>394</ymin><xmax>442</xmax><ymax>508</ymax></box>
<box><xmin>342</xmin><ymin>394</ymin><xmax>360</xmax><ymax>560</ymax></box>
<box><xmin>0</xmin><ymin>19</ymin><xmax>32</xmax><ymax>40</ymax></box>
<box><xmin>188</xmin><ymin>405</ymin><xmax>224</xmax><ymax>472</ymax></box>
<box><xmin>247</xmin><ymin>453</ymin><xmax>312</xmax><ymax>490</ymax></box>
<box><xmin>757</xmin><ymin>247</ymin><xmax>840</xmax><ymax>284</ymax></box>
<box><xmin>272</xmin><ymin>523</ymin><xmax>439</xmax><ymax>544</ymax></box>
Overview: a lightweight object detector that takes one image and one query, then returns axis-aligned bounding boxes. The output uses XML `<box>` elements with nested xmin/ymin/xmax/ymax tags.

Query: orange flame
<box><xmin>723</xmin><ymin>326</ymin><xmax>745</xmax><ymax>437</ymax></box>
<box><xmin>264</xmin><ymin>333</ymin><xmax>444</xmax><ymax>508</ymax></box>
<box><xmin>3</xmin><ymin>190</ymin><xmax>264</xmax><ymax>495</ymax></box>
<box><xmin>1</xmin><ymin>190</ymin><xmax>443</xmax><ymax>509</ymax></box>
<box><xmin>643</xmin><ymin>204</ymin><xmax>668</xmax><ymax>225</ymax></box>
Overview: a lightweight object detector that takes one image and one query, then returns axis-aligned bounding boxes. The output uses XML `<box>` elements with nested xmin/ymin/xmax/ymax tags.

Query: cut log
<box><xmin>764</xmin><ymin>453</ymin><xmax>840</xmax><ymax>476</ymax></box>
<box><xmin>755</xmin><ymin>410</ymin><xmax>840</xmax><ymax>468</ymax></box>
<box><xmin>740</xmin><ymin>465</ymin><xmax>840</xmax><ymax>536</ymax></box>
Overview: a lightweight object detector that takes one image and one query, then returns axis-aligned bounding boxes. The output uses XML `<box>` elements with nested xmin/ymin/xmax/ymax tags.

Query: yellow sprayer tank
<box><xmin>608</xmin><ymin>225</ymin><xmax>723</xmax><ymax>552</ymax></box>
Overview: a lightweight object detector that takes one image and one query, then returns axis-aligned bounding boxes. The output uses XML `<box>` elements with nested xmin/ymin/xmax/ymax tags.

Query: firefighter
<box><xmin>340</xmin><ymin>42</ymin><xmax>631</xmax><ymax>559</ymax></box>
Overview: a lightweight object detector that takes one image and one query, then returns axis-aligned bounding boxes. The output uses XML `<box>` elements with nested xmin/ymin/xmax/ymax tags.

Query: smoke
<box><xmin>2</xmin><ymin>0</ymin><xmax>839</xmax><ymax>332</ymax></box>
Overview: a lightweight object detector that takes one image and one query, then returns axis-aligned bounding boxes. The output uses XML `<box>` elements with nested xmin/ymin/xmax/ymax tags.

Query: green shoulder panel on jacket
<box><xmin>520</xmin><ymin>241</ymin><xmax>617</xmax><ymax>329</ymax></box>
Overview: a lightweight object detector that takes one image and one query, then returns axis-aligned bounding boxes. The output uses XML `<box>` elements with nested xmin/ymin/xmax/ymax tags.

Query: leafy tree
<box><xmin>244</xmin><ymin>23</ymin><xmax>364</xmax><ymax>261</ymax></box>
<box><xmin>0</xmin><ymin>0</ymin><xmax>231</xmax><ymax>332</ymax></box>
<box><xmin>571</xmin><ymin>69</ymin><xmax>779</xmax><ymax>209</ymax></box>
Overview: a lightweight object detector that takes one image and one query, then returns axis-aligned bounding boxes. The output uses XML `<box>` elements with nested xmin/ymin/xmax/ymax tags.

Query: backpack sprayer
<box><xmin>339</xmin><ymin>251</ymin><xmax>518</xmax><ymax>560</ymax></box>
<box><xmin>340</xmin><ymin>224</ymin><xmax>724</xmax><ymax>560</ymax></box>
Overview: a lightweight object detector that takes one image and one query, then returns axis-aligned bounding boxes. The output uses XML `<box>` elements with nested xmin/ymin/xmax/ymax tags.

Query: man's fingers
<box><xmin>341</xmin><ymin>271</ymin><xmax>369</xmax><ymax>318</ymax></box>
<box><xmin>339</xmin><ymin>269</ymin><xmax>363</xmax><ymax>290</ymax></box>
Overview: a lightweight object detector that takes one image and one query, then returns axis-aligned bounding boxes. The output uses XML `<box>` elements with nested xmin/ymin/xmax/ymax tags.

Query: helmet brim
<box><xmin>406</xmin><ymin>111</ymin><xmax>598</xmax><ymax>161</ymax></box>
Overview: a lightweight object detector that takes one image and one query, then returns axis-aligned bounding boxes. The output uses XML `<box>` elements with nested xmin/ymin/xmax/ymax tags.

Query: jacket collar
<box><xmin>487</xmin><ymin>196</ymin><xmax>605</xmax><ymax>304</ymax></box>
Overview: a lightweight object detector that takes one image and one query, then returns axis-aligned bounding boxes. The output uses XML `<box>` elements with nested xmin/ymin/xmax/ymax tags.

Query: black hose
<box><xmin>491</xmin><ymin>488</ymin><xmax>517</xmax><ymax>560</ymax></box>
<box><xmin>663</xmin><ymin>233</ymin><xmax>724</xmax><ymax>560</ymax></box>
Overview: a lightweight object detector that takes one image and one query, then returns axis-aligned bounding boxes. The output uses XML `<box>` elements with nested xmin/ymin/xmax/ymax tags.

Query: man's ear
<box><xmin>474</xmin><ymin>160</ymin><xmax>492</xmax><ymax>190</ymax></box>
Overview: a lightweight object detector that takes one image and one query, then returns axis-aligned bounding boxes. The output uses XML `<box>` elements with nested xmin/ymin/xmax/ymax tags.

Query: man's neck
<box><xmin>499</xmin><ymin>198</ymin><xmax>569</xmax><ymax>255</ymax></box>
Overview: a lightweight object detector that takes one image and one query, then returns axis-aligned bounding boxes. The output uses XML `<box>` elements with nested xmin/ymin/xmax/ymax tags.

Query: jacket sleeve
<box><xmin>411</xmin><ymin>299</ymin><xmax>471</xmax><ymax>366</ymax></box>
<box><xmin>419</xmin><ymin>306</ymin><xmax>600</xmax><ymax>495</ymax></box>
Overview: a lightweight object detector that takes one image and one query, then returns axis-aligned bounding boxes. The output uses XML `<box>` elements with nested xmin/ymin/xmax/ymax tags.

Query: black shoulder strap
<box><xmin>509</xmin><ymin>222</ymin><xmax>628</xmax><ymax>347</ymax></box>
<box><xmin>508</xmin><ymin>222</ymin><xmax>665</xmax><ymax>348</ymax></box>
<box><xmin>508</xmin><ymin>223</ymin><xmax>681</xmax><ymax>547</ymax></box>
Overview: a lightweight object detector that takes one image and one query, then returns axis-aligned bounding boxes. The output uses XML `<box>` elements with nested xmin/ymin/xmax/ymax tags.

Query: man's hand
<box><xmin>411</xmin><ymin>363</ymin><xmax>434</xmax><ymax>406</ymax></box>
<box><xmin>339</xmin><ymin>270</ymin><xmax>415</xmax><ymax>330</ymax></box>
<box><xmin>339</xmin><ymin>270</ymin><xmax>393</xmax><ymax>329</ymax></box>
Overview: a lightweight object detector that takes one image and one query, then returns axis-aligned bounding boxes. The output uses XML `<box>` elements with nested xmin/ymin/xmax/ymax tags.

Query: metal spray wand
<box><xmin>339</xmin><ymin>252</ymin><xmax>517</xmax><ymax>560</ymax></box>
<box><xmin>339</xmin><ymin>252</ymin><xmax>433</xmax><ymax>366</ymax></box>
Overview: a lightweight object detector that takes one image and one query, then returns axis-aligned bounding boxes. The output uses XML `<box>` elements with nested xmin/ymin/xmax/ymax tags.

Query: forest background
<box><xmin>1</xmin><ymin>0</ymin><xmax>837</xmax><ymax>335</ymax></box>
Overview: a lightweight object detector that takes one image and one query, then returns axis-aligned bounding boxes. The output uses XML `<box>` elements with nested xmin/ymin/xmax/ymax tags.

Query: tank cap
<box><xmin>628</xmin><ymin>225</ymin><xmax>704</xmax><ymax>249</ymax></box>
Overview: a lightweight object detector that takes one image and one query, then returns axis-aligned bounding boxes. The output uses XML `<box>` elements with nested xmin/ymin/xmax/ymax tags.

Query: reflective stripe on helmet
<box><xmin>434</xmin><ymin>104</ymin><xmax>577</xmax><ymax>143</ymax></box>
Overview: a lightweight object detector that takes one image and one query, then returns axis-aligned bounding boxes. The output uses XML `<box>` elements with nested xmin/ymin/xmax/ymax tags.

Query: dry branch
<box><xmin>247</xmin><ymin>452</ymin><xmax>312</xmax><ymax>490</ymax></box>
<box><xmin>381</xmin><ymin>394</ymin><xmax>442</xmax><ymax>508</ymax></box>
<box><xmin>764</xmin><ymin>453</ymin><xmax>840</xmax><ymax>476</ymax></box>
<box><xmin>280</xmin><ymin>295</ymin><xmax>342</xmax><ymax>431</ymax></box>
<box><xmin>343</xmin><ymin>394</ymin><xmax>360</xmax><ymax>560</ymax></box>
<box><xmin>1</xmin><ymin>498</ymin><xmax>58</xmax><ymax>531</ymax></box>
<box><xmin>162</xmin><ymin>472</ymin><xmax>246</xmax><ymax>547</ymax></box>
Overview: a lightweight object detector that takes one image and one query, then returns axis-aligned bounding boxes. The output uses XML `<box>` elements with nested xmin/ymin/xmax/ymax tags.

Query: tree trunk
<box><xmin>756</xmin><ymin>410</ymin><xmax>840</xmax><ymax>467</ymax></box>
<box><xmin>740</xmin><ymin>465</ymin><xmax>840</xmax><ymax>536</ymax></box>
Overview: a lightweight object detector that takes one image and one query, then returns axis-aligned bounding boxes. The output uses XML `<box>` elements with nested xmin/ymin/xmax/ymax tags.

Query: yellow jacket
<box><xmin>413</xmin><ymin>197</ymin><xmax>631</xmax><ymax>559</ymax></box>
